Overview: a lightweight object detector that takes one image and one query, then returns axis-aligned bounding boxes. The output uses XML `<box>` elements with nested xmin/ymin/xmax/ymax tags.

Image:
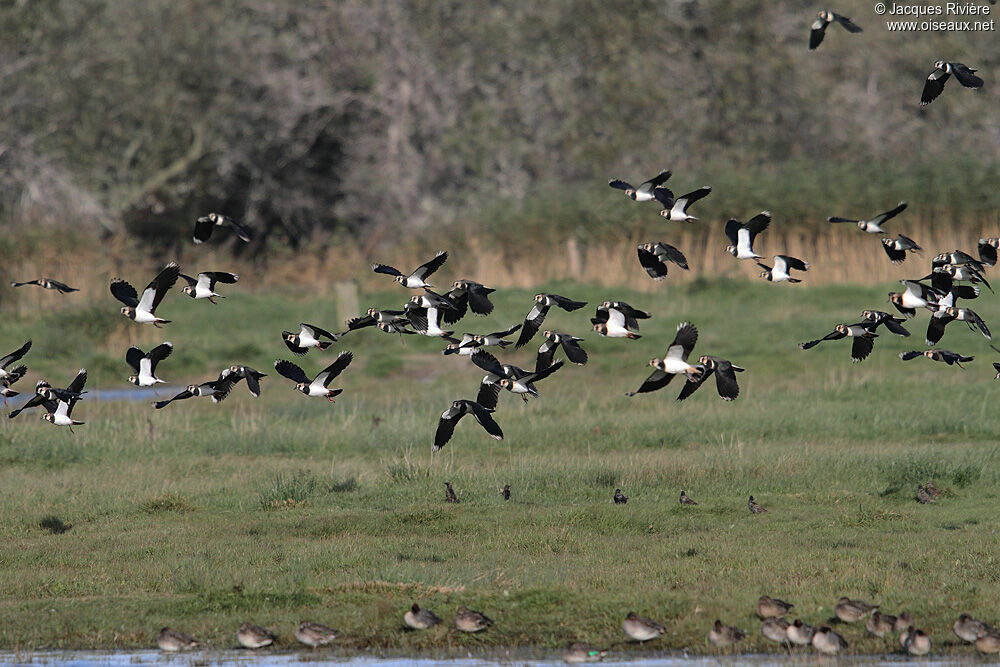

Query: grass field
<box><xmin>1</xmin><ymin>276</ymin><xmax>999</xmax><ymax>655</ymax></box>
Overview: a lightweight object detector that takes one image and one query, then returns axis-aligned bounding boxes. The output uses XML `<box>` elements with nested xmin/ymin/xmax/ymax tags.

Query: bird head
<box><xmin>934</xmin><ymin>60</ymin><xmax>946</xmax><ymax>70</ymax></box>
<box><xmin>121</xmin><ymin>306</ymin><xmax>135</xmax><ymax>318</ymax></box>
<box><xmin>726</xmin><ymin>245</ymin><xmax>737</xmax><ymax>256</ymax></box>
<box><xmin>41</xmin><ymin>413</ymin><xmax>53</xmax><ymax>423</ymax></box>
<box><xmin>626</xmin><ymin>189</ymin><xmax>637</xmax><ymax>199</ymax></box>
<box><xmin>229</xmin><ymin>365</ymin><xmax>241</xmax><ymax>374</ymax></box>
<box><xmin>658</xmin><ymin>209</ymin><xmax>671</xmax><ymax>218</ymax></box>
<box><xmin>593</xmin><ymin>323</ymin><xmax>606</xmax><ymax>335</ymax></box>
<box><xmin>394</xmin><ymin>275</ymin><xmax>405</xmax><ymax>285</ymax></box>
<box><xmin>281</xmin><ymin>331</ymin><xmax>296</xmax><ymax>343</ymax></box>
<box><xmin>296</xmin><ymin>382</ymin><xmax>309</xmax><ymax>393</ymax></box>
<box><xmin>181</xmin><ymin>285</ymin><xmax>195</xmax><ymax>297</ymax></box>
<box><xmin>835</xmin><ymin>324</ymin><xmax>848</xmax><ymax>335</ymax></box>
<box><xmin>759</xmin><ymin>269</ymin><xmax>770</xmax><ymax>280</ymax></box>
<box><xmin>498</xmin><ymin>378</ymin><xmax>513</xmax><ymax>390</ymax></box>
<box><xmin>888</xmin><ymin>293</ymin><xmax>902</xmax><ymax>306</ymax></box>
<box><xmin>639</xmin><ymin>243</ymin><xmax>653</xmax><ymax>252</ymax></box>
<box><xmin>128</xmin><ymin>375</ymin><xmax>140</xmax><ymax>386</ymax></box>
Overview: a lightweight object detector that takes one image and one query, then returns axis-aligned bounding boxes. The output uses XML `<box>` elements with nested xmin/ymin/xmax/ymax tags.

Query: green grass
<box><xmin>1</xmin><ymin>278</ymin><xmax>999</xmax><ymax>655</ymax></box>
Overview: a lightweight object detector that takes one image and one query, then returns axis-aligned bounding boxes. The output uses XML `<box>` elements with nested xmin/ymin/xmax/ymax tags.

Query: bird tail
<box><xmin>316</xmin><ymin>341</ymin><xmax>332</xmax><ymax>351</ymax></box>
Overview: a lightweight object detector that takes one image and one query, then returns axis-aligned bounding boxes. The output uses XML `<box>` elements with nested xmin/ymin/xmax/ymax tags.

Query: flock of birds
<box><xmin>151</xmin><ymin>596</ymin><xmax>1000</xmax><ymax>659</ymax></box>
<box><xmin>0</xmin><ymin>8</ymin><xmax>993</xmax><ymax>661</ymax></box>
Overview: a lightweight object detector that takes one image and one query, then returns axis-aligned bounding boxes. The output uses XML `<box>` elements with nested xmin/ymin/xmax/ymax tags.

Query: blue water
<box><xmin>4</xmin><ymin>386</ymin><xmax>187</xmax><ymax>409</ymax></box>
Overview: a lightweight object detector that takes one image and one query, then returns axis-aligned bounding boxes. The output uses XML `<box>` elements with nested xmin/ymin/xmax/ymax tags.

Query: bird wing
<box><xmin>178</xmin><ymin>273</ymin><xmax>198</xmax><ymax>288</ymax></box>
<box><xmin>881</xmin><ymin>239</ymin><xmax>906</xmax><ymax>263</ymax></box>
<box><xmin>411</xmin><ymin>251</ymin><xmax>448</xmax><ymax>281</ymax></box>
<box><xmin>147</xmin><ymin>342</ymin><xmax>173</xmax><ymax>372</ymax></box>
<box><xmin>833</xmin><ymin>12</ymin><xmax>862</xmax><ymax>32</ymax></box>
<box><xmin>550</xmin><ymin>294</ymin><xmax>587</xmax><ymax>311</ymax></box>
<box><xmin>110</xmin><ymin>279</ymin><xmax>139</xmax><ymax>308</ymax></box>
<box><xmin>192</xmin><ymin>217</ymin><xmax>215</xmax><ymax>244</ymax></box>
<box><xmin>608</xmin><ymin>179</ymin><xmax>633</xmax><ymax>192</ymax></box>
<box><xmin>372</xmin><ymin>263</ymin><xmax>404</xmax><ymax>277</ymax></box>
<box><xmin>651</xmin><ymin>242</ymin><xmax>689</xmax><ymax>268</ymax></box>
<box><xmin>561</xmin><ymin>337</ymin><xmax>588</xmax><ymax>365</ymax></box>
<box><xmin>667</xmin><ymin>323</ymin><xmax>698</xmax><ymax>361</ymax></box>
<box><xmin>778</xmin><ymin>255</ymin><xmax>809</xmax><ymax>272</ymax></box>
<box><xmin>925</xmin><ymin>311</ymin><xmax>955</xmax><ymax>346</ymax></box>
<box><xmin>637</xmin><ymin>246</ymin><xmax>666</xmax><ymax>279</ymax></box>
<box><xmin>951</xmin><ymin>63</ymin><xmax>984</xmax><ymax>88</ymax></box>
<box><xmin>301</xmin><ymin>323</ymin><xmax>338</xmax><ymax>341</ymax></box>
<box><xmin>522</xmin><ymin>360</ymin><xmax>565</xmax><ymax>385</ymax></box>
<box><xmin>274</xmin><ymin>359</ymin><xmax>310</xmax><ymax>384</ymax></box>
<box><xmin>921</xmin><ymin>67</ymin><xmax>950</xmax><ymax>105</ymax></box>
<box><xmin>746</xmin><ymin>211</ymin><xmax>771</xmax><ymax>241</ymax></box>
<box><xmin>223</xmin><ymin>218</ymin><xmax>252</xmax><ymax>242</ymax></box>
<box><xmin>476</xmin><ymin>382</ymin><xmax>502</xmax><ymax>410</ymax></box>
<box><xmin>125</xmin><ymin>346</ymin><xmax>144</xmax><ymax>373</ymax></box>
<box><xmin>467</xmin><ymin>286</ymin><xmax>494</xmax><ymax>315</ymax></box>
<box><xmin>674</xmin><ymin>186</ymin><xmax>711</xmax><ymax>212</ymax></box>
<box><xmin>652</xmin><ymin>186</ymin><xmax>675</xmax><ymax>208</ymax></box>
<box><xmin>809</xmin><ymin>17</ymin><xmax>828</xmax><ymax>50</ymax></box>
<box><xmin>641</xmin><ymin>170</ymin><xmax>672</xmax><ymax>190</ymax></box>
<box><xmin>535</xmin><ymin>339</ymin><xmax>558</xmax><ymax>373</ymax></box>
<box><xmin>713</xmin><ymin>360</ymin><xmax>741</xmax><ymax>400</ymax></box>
<box><xmin>873</xmin><ymin>201</ymin><xmax>908</xmax><ymax>225</ymax></box>
<box><xmin>514</xmin><ymin>303</ymin><xmax>549</xmax><ymax>349</ymax></box>
<box><xmin>315</xmin><ymin>350</ymin><xmax>354</xmax><ymax>387</ymax></box>
<box><xmin>471</xmin><ymin>349</ymin><xmax>507</xmax><ymax>377</ymax></box>
<box><xmin>851</xmin><ymin>336</ymin><xmax>875</xmax><ymax>362</ymax></box>
<box><xmin>724</xmin><ymin>219</ymin><xmax>742</xmax><ymax>246</ymax></box>
<box><xmin>65</xmin><ymin>368</ymin><xmax>88</xmax><ymax>395</ymax></box>
<box><xmin>627</xmin><ymin>368</ymin><xmax>672</xmax><ymax>396</ymax></box>
<box><xmin>47</xmin><ymin>279</ymin><xmax>78</xmax><ymax>293</ymax></box>
<box><xmin>140</xmin><ymin>262</ymin><xmax>181</xmax><ymax>314</ymax></box>
<box><xmin>154</xmin><ymin>388</ymin><xmax>193</xmax><ymax>409</ymax></box>
<box><xmin>470</xmin><ymin>402</ymin><xmax>503</xmax><ymax>440</ymax></box>
<box><xmin>0</xmin><ymin>340</ymin><xmax>32</xmax><ymax>369</ymax></box>
<box><xmin>676</xmin><ymin>366</ymin><xmax>713</xmax><ymax>401</ymax></box>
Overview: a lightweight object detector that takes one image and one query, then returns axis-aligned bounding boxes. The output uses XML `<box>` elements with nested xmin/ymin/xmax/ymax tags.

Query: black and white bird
<box><xmin>110</xmin><ymin>262</ymin><xmax>181</xmax><ymax>326</ymax></box>
<box><xmin>444</xmin><ymin>324</ymin><xmax>522</xmax><ymax>356</ymax></box>
<box><xmin>346</xmin><ymin>308</ymin><xmax>415</xmax><ymax>336</ymax></box>
<box><xmin>614</xmin><ymin>489</ymin><xmax>628</xmax><ymax>504</ymax></box>
<box><xmin>406</xmin><ymin>306</ymin><xmax>455</xmax><ymax>339</ymax></box>
<box><xmin>592</xmin><ymin>301</ymin><xmax>649</xmax><ymax>339</ymax></box>
<box><xmin>193</xmin><ymin>213</ymin><xmax>252</xmax><ymax>244</ymax></box>
<box><xmin>889</xmin><ymin>280</ymin><xmax>942</xmax><ymax>318</ymax></box>
<box><xmin>373</xmin><ymin>251</ymin><xmax>448</xmax><ymax>288</ymax></box>
<box><xmin>153</xmin><ymin>371</ymin><xmax>238</xmax><ymax>409</ymax></box>
<box><xmin>179</xmin><ymin>271</ymin><xmax>238</xmax><ymax>303</ymax></box>
<box><xmin>228</xmin><ymin>365</ymin><xmax>267</xmax><ymax>397</ymax></box>
<box><xmin>676</xmin><ymin>355</ymin><xmax>744</xmax><ymax>402</ymax></box>
<box><xmin>881</xmin><ymin>235</ymin><xmax>922</xmax><ymax>264</ymax></box>
<box><xmin>445</xmin><ymin>280</ymin><xmax>496</xmax><ymax>318</ymax></box>
<box><xmin>608</xmin><ymin>170</ymin><xmax>671</xmax><ymax>202</ymax></box>
<box><xmin>274</xmin><ymin>351</ymin><xmax>353</xmax><ymax>401</ymax></box>
<box><xmin>514</xmin><ymin>293</ymin><xmax>588</xmax><ymax>349</ymax></box>
<box><xmin>725</xmin><ymin>212</ymin><xmax>771</xmax><ymax>260</ymax></box>
<box><xmin>932</xmin><ymin>263</ymin><xmax>991</xmax><ymax>293</ymax></box>
<box><xmin>809</xmin><ymin>10</ymin><xmax>862</xmax><ymax>50</ymax></box>
<box><xmin>933</xmin><ymin>249</ymin><xmax>984</xmax><ymax>272</ymax></box>
<box><xmin>282</xmin><ymin>323</ymin><xmax>341</xmax><ymax>355</ymax></box>
<box><xmin>125</xmin><ymin>342</ymin><xmax>173</xmax><ymax>387</ymax></box>
<box><xmin>799</xmin><ymin>322</ymin><xmax>879</xmax><ymax>362</ymax></box>
<box><xmin>472</xmin><ymin>349</ymin><xmax>564</xmax><ymax>402</ymax></box>
<box><xmin>658</xmin><ymin>186</ymin><xmax>712</xmax><ymax>222</ymax></box>
<box><xmin>920</xmin><ymin>61</ymin><xmax>983</xmax><ymax>105</ymax></box>
<box><xmin>627</xmin><ymin>322</ymin><xmax>703</xmax><ymax>396</ymax></box>
<box><xmin>637</xmin><ymin>242</ymin><xmax>689</xmax><ymax>280</ymax></box>
<box><xmin>757</xmin><ymin>255</ymin><xmax>809</xmax><ymax>283</ymax></box>
<box><xmin>926</xmin><ymin>306</ymin><xmax>991</xmax><ymax>345</ymax></box>
<box><xmin>0</xmin><ymin>340</ymin><xmax>31</xmax><ymax>384</ymax></box>
<box><xmin>828</xmin><ymin>202</ymin><xmax>907</xmax><ymax>234</ymax></box>
<box><xmin>1</xmin><ymin>364</ymin><xmax>27</xmax><ymax>403</ymax></box>
<box><xmin>748</xmin><ymin>495</ymin><xmax>768</xmax><ymax>515</ymax></box>
<box><xmin>900</xmin><ymin>349</ymin><xmax>974</xmax><ymax>367</ymax></box>
<box><xmin>9</xmin><ymin>369</ymin><xmax>87</xmax><ymax>419</ymax></box>
<box><xmin>41</xmin><ymin>385</ymin><xmax>86</xmax><ymax>432</ymax></box>
<box><xmin>406</xmin><ymin>289</ymin><xmax>461</xmax><ymax>323</ymax></box>
<box><xmin>433</xmin><ymin>399</ymin><xmax>503</xmax><ymax>451</ymax></box>
<box><xmin>536</xmin><ymin>330</ymin><xmax>588</xmax><ymax>371</ymax></box>
<box><xmin>9</xmin><ymin>278</ymin><xmax>78</xmax><ymax>293</ymax></box>
<box><xmin>861</xmin><ymin>310</ymin><xmax>911</xmax><ymax>337</ymax></box>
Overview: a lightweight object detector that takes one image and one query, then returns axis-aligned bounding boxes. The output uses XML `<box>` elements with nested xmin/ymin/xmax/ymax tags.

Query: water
<box><xmin>0</xmin><ymin>652</ymin><xmax>982</xmax><ymax>666</ymax></box>
<box><xmin>4</xmin><ymin>385</ymin><xmax>187</xmax><ymax>409</ymax></box>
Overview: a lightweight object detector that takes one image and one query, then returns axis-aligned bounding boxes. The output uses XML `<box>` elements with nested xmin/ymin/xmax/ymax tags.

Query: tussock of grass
<box><xmin>258</xmin><ymin>471</ymin><xmax>319</xmax><ymax>510</ymax></box>
<box><xmin>38</xmin><ymin>516</ymin><xmax>71</xmax><ymax>534</ymax></box>
<box><xmin>138</xmin><ymin>494</ymin><xmax>194</xmax><ymax>514</ymax></box>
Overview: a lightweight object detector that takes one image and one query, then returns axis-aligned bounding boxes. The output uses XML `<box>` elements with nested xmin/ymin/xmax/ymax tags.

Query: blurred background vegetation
<box><xmin>0</xmin><ymin>0</ymin><xmax>997</xmax><ymax>262</ymax></box>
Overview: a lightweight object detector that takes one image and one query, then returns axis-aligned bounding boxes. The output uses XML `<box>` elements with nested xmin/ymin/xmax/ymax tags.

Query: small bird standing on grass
<box><xmin>835</xmin><ymin>597</ymin><xmax>878</xmax><ymax>622</ymax></box>
<box><xmin>786</xmin><ymin>619</ymin><xmax>814</xmax><ymax>646</ymax></box>
<box><xmin>679</xmin><ymin>491</ymin><xmax>698</xmax><ymax>505</ymax></box>
<box><xmin>444</xmin><ymin>482</ymin><xmax>459</xmax><ymax>503</ymax></box>
<box><xmin>866</xmin><ymin>610</ymin><xmax>898</xmax><ymax>637</ymax></box>
<box><xmin>748</xmin><ymin>495</ymin><xmax>767</xmax><ymax>514</ymax></box>
<box><xmin>756</xmin><ymin>595</ymin><xmax>793</xmax><ymax>618</ymax></box>
<box><xmin>502</xmin><ymin>484</ymin><xmax>511</xmax><ymax>501</ymax></box>
<box><xmin>614</xmin><ymin>489</ymin><xmax>628</xmax><ymax>504</ymax></box>
<box><xmin>812</xmin><ymin>626</ymin><xmax>848</xmax><ymax>655</ymax></box>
